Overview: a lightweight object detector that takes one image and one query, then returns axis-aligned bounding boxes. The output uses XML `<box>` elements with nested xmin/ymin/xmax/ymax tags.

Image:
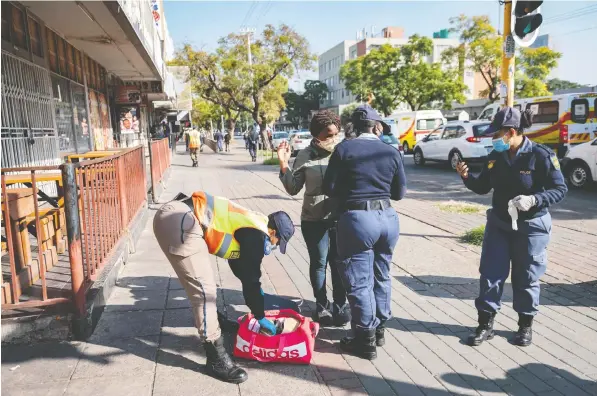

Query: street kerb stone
<box><xmin>71</xmin><ymin>336</ymin><xmax>158</xmax><ymax>379</ymax></box>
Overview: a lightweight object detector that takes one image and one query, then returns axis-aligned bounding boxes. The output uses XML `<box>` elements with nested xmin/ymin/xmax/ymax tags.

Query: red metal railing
<box><xmin>150</xmin><ymin>138</ymin><xmax>171</xmax><ymax>186</ymax></box>
<box><xmin>1</xmin><ymin>146</ymin><xmax>148</xmax><ymax>317</ymax></box>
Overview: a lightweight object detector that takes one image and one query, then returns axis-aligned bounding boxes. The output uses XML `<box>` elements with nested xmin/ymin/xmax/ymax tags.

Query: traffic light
<box><xmin>512</xmin><ymin>1</ymin><xmax>543</xmax><ymax>46</ymax></box>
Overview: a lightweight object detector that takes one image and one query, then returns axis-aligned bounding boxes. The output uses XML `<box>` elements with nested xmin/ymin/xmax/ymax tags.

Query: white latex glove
<box><xmin>508</xmin><ymin>200</ymin><xmax>518</xmax><ymax>230</ymax></box>
<box><xmin>511</xmin><ymin>195</ymin><xmax>537</xmax><ymax>212</ymax></box>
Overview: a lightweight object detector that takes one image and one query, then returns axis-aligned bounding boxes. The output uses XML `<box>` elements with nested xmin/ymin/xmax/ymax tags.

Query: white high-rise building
<box><xmin>318</xmin><ymin>26</ymin><xmax>477</xmax><ymax>114</ymax></box>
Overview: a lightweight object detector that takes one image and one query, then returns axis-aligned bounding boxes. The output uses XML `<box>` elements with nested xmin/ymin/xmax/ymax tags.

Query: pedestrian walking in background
<box><xmin>243</xmin><ymin>131</ymin><xmax>249</xmax><ymax>150</ymax></box>
<box><xmin>456</xmin><ymin>107</ymin><xmax>567</xmax><ymax>347</ymax></box>
<box><xmin>277</xmin><ymin>110</ymin><xmax>350</xmax><ymax>326</ymax></box>
<box><xmin>200</xmin><ymin>130</ymin><xmax>206</xmax><ymax>152</ymax></box>
<box><xmin>214</xmin><ymin>130</ymin><xmax>224</xmax><ymax>152</ymax></box>
<box><xmin>153</xmin><ymin>192</ymin><xmax>295</xmax><ymax>383</ymax></box>
<box><xmin>187</xmin><ymin>128</ymin><xmax>201</xmax><ymax>167</ymax></box>
<box><xmin>162</xmin><ymin>119</ymin><xmax>172</xmax><ymax>148</ymax></box>
<box><xmin>224</xmin><ymin>132</ymin><xmax>231</xmax><ymax>152</ymax></box>
<box><xmin>323</xmin><ymin>105</ymin><xmax>406</xmax><ymax>360</ymax></box>
<box><xmin>247</xmin><ymin>126</ymin><xmax>259</xmax><ymax>162</ymax></box>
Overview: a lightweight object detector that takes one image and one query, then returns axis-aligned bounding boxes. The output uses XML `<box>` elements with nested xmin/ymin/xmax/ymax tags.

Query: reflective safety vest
<box><xmin>188</xmin><ymin>130</ymin><xmax>201</xmax><ymax>148</ymax></box>
<box><xmin>191</xmin><ymin>191</ymin><xmax>270</xmax><ymax>259</ymax></box>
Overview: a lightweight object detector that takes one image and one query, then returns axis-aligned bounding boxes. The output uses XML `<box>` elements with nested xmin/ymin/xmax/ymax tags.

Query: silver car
<box><xmin>290</xmin><ymin>132</ymin><xmax>313</xmax><ymax>156</ymax></box>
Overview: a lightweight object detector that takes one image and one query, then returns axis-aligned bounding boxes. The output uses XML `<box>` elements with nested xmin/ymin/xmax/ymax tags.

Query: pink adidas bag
<box><xmin>234</xmin><ymin>309</ymin><xmax>319</xmax><ymax>364</ymax></box>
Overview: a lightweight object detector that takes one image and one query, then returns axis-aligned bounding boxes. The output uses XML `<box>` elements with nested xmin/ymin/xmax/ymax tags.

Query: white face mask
<box><xmin>314</xmin><ymin>135</ymin><xmax>339</xmax><ymax>153</ymax></box>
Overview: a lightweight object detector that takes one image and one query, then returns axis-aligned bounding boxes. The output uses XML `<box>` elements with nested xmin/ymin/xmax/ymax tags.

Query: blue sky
<box><xmin>164</xmin><ymin>1</ymin><xmax>597</xmax><ymax>90</ymax></box>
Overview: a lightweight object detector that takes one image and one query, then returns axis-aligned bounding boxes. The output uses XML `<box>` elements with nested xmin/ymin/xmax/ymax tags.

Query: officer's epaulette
<box><xmin>532</xmin><ymin>143</ymin><xmax>556</xmax><ymax>158</ymax></box>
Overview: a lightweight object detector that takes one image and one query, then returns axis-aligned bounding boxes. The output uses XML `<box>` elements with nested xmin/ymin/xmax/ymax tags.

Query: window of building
<box><xmin>75</xmin><ymin>49</ymin><xmax>83</xmax><ymax>84</ymax></box>
<box><xmin>46</xmin><ymin>29</ymin><xmax>58</xmax><ymax>73</ymax></box>
<box><xmin>66</xmin><ymin>43</ymin><xmax>76</xmax><ymax>80</ymax></box>
<box><xmin>527</xmin><ymin>101</ymin><xmax>559</xmax><ymax>124</ymax></box>
<box><xmin>350</xmin><ymin>49</ymin><xmax>357</xmax><ymax>59</ymax></box>
<box><xmin>57</xmin><ymin>36</ymin><xmax>67</xmax><ymax>76</ymax></box>
<box><xmin>11</xmin><ymin>5</ymin><xmax>27</xmax><ymax>49</ymax></box>
<box><xmin>571</xmin><ymin>98</ymin><xmax>589</xmax><ymax>124</ymax></box>
<box><xmin>2</xmin><ymin>2</ymin><xmax>12</xmax><ymax>42</ymax></box>
<box><xmin>27</xmin><ymin>17</ymin><xmax>42</xmax><ymax>57</ymax></box>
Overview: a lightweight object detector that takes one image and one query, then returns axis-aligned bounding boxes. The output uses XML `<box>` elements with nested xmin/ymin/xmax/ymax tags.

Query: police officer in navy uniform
<box><xmin>456</xmin><ymin>107</ymin><xmax>567</xmax><ymax>347</ymax></box>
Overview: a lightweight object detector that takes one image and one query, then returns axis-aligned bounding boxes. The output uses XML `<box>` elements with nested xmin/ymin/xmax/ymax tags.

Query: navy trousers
<box><xmin>336</xmin><ymin>207</ymin><xmax>399</xmax><ymax>331</ymax></box>
<box><xmin>476</xmin><ymin>210</ymin><xmax>551</xmax><ymax>316</ymax></box>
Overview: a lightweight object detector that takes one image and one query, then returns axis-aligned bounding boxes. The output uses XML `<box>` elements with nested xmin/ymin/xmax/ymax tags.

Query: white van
<box><xmin>478</xmin><ymin>93</ymin><xmax>597</xmax><ymax>156</ymax></box>
<box><xmin>385</xmin><ymin>110</ymin><xmax>446</xmax><ymax>153</ymax></box>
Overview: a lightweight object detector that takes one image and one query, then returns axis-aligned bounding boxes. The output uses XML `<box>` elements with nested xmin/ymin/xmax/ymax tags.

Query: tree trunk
<box><xmin>226</xmin><ymin>118</ymin><xmax>236</xmax><ymax>135</ymax></box>
<box><xmin>259</xmin><ymin>122</ymin><xmax>272</xmax><ymax>150</ymax></box>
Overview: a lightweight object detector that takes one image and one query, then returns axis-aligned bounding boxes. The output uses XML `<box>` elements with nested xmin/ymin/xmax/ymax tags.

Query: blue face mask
<box><xmin>492</xmin><ymin>136</ymin><xmax>510</xmax><ymax>152</ymax></box>
<box><xmin>263</xmin><ymin>238</ymin><xmax>278</xmax><ymax>255</ymax></box>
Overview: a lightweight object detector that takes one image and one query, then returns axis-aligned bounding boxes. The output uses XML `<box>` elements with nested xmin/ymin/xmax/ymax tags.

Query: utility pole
<box><xmin>500</xmin><ymin>1</ymin><xmax>515</xmax><ymax>107</ymax></box>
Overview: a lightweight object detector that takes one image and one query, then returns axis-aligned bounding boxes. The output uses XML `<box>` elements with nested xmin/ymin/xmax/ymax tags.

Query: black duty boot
<box><xmin>375</xmin><ymin>326</ymin><xmax>385</xmax><ymax>347</ymax></box>
<box><xmin>468</xmin><ymin>311</ymin><xmax>496</xmax><ymax>346</ymax></box>
<box><xmin>339</xmin><ymin>328</ymin><xmax>377</xmax><ymax>360</ymax></box>
<box><xmin>204</xmin><ymin>336</ymin><xmax>248</xmax><ymax>384</ymax></box>
<box><xmin>217</xmin><ymin>311</ymin><xmax>240</xmax><ymax>333</ymax></box>
<box><xmin>313</xmin><ymin>302</ymin><xmax>333</xmax><ymax>326</ymax></box>
<box><xmin>513</xmin><ymin>314</ymin><xmax>533</xmax><ymax>347</ymax></box>
<box><xmin>332</xmin><ymin>303</ymin><xmax>351</xmax><ymax>327</ymax></box>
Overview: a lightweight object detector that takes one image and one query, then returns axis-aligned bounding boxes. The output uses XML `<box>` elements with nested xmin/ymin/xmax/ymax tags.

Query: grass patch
<box><xmin>460</xmin><ymin>225</ymin><xmax>486</xmax><ymax>246</ymax></box>
<box><xmin>263</xmin><ymin>157</ymin><xmax>280</xmax><ymax>165</ymax></box>
<box><xmin>437</xmin><ymin>201</ymin><xmax>485</xmax><ymax>214</ymax></box>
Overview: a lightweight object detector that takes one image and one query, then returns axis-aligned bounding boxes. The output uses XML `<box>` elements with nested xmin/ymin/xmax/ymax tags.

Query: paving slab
<box><xmin>90</xmin><ymin>310</ymin><xmax>164</xmax><ymax>341</ymax></box>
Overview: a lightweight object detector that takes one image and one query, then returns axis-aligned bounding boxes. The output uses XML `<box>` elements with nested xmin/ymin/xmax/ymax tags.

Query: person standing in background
<box><xmin>323</xmin><ymin>105</ymin><xmax>406</xmax><ymax>360</ymax></box>
<box><xmin>200</xmin><ymin>129</ymin><xmax>206</xmax><ymax>152</ymax></box>
<box><xmin>247</xmin><ymin>126</ymin><xmax>259</xmax><ymax>162</ymax></box>
<box><xmin>187</xmin><ymin>128</ymin><xmax>201</xmax><ymax>167</ymax></box>
<box><xmin>277</xmin><ymin>110</ymin><xmax>350</xmax><ymax>326</ymax></box>
<box><xmin>224</xmin><ymin>132</ymin><xmax>231</xmax><ymax>152</ymax></box>
<box><xmin>214</xmin><ymin>130</ymin><xmax>224</xmax><ymax>152</ymax></box>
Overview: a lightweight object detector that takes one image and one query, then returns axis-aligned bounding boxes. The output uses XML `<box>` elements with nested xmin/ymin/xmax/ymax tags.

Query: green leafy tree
<box><xmin>341</xmin><ymin>35</ymin><xmax>466</xmax><ymax>114</ymax></box>
<box><xmin>515</xmin><ymin>47</ymin><xmax>562</xmax><ymax>98</ymax></box>
<box><xmin>340</xmin><ymin>104</ymin><xmax>358</xmax><ymax>127</ymax></box>
<box><xmin>283</xmin><ymin>80</ymin><xmax>328</xmax><ymax>128</ymax></box>
<box><xmin>171</xmin><ymin>24</ymin><xmax>315</xmax><ymax>147</ymax></box>
<box><xmin>546</xmin><ymin>78</ymin><xmax>584</xmax><ymax>91</ymax></box>
<box><xmin>442</xmin><ymin>15</ymin><xmax>502</xmax><ymax>101</ymax></box>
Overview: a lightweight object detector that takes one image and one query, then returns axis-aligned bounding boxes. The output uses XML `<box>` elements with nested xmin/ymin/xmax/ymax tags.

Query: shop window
<box><xmin>527</xmin><ymin>101</ymin><xmax>559</xmax><ymax>124</ymax></box>
<box><xmin>2</xmin><ymin>2</ymin><xmax>11</xmax><ymax>42</ymax></box>
<box><xmin>57</xmin><ymin>36</ymin><xmax>67</xmax><ymax>76</ymax></box>
<box><xmin>46</xmin><ymin>28</ymin><xmax>58</xmax><ymax>73</ymax></box>
<box><xmin>27</xmin><ymin>17</ymin><xmax>42</xmax><ymax>57</ymax></box>
<box><xmin>75</xmin><ymin>49</ymin><xmax>83</xmax><ymax>84</ymax></box>
<box><xmin>11</xmin><ymin>5</ymin><xmax>27</xmax><ymax>49</ymax></box>
<box><xmin>571</xmin><ymin>99</ymin><xmax>589</xmax><ymax>124</ymax></box>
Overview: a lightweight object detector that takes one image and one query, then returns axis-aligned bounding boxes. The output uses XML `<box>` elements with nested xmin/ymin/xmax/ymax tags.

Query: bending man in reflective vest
<box><xmin>153</xmin><ymin>191</ymin><xmax>295</xmax><ymax>384</ymax></box>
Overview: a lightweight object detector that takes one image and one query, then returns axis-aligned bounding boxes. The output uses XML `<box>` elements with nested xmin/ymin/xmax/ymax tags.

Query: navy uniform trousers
<box><xmin>476</xmin><ymin>209</ymin><xmax>551</xmax><ymax>316</ymax></box>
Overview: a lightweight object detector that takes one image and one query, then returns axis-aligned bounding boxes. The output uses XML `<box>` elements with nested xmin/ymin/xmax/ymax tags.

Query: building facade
<box><xmin>1</xmin><ymin>0</ymin><xmax>175</xmax><ymax>168</ymax></box>
<box><xmin>318</xmin><ymin>26</ymin><xmax>482</xmax><ymax>114</ymax></box>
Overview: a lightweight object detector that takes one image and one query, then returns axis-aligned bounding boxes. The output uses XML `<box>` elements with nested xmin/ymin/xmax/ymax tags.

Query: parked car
<box><xmin>560</xmin><ymin>138</ymin><xmax>597</xmax><ymax>189</ymax></box>
<box><xmin>289</xmin><ymin>132</ymin><xmax>313</xmax><ymax>156</ymax></box>
<box><xmin>380</xmin><ymin>133</ymin><xmax>405</xmax><ymax>160</ymax></box>
<box><xmin>413</xmin><ymin>121</ymin><xmax>493</xmax><ymax>169</ymax></box>
<box><xmin>271</xmin><ymin>132</ymin><xmax>289</xmax><ymax>149</ymax></box>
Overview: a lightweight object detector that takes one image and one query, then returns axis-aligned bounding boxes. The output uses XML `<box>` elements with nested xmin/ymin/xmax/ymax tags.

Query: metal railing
<box><xmin>150</xmin><ymin>137</ymin><xmax>171</xmax><ymax>187</ymax></box>
<box><xmin>1</xmin><ymin>146</ymin><xmax>147</xmax><ymax>317</ymax></box>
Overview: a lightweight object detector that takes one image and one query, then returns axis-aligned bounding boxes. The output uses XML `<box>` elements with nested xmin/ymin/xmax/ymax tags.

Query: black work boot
<box><xmin>217</xmin><ymin>311</ymin><xmax>240</xmax><ymax>333</ymax></box>
<box><xmin>468</xmin><ymin>311</ymin><xmax>496</xmax><ymax>346</ymax></box>
<box><xmin>204</xmin><ymin>336</ymin><xmax>248</xmax><ymax>384</ymax></box>
<box><xmin>339</xmin><ymin>328</ymin><xmax>377</xmax><ymax>360</ymax></box>
<box><xmin>332</xmin><ymin>303</ymin><xmax>351</xmax><ymax>327</ymax></box>
<box><xmin>513</xmin><ymin>314</ymin><xmax>534</xmax><ymax>347</ymax></box>
<box><xmin>313</xmin><ymin>302</ymin><xmax>333</xmax><ymax>326</ymax></box>
<box><xmin>375</xmin><ymin>326</ymin><xmax>385</xmax><ymax>347</ymax></box>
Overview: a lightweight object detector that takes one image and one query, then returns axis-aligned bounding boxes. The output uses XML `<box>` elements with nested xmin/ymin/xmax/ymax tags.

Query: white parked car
<box><xmin>413</xmin><ymin>121</ymin><xmax>493</xmax><ymax>169</ymax></box>
<box><xmin>271</xmin><ymin>132</ymin><xmax>290</xmax><ymax>149</ymax></box>
<box><xmin>561</xmin><ymin>138</ymin><xmax>597</xmax><ymax>189</ymax></box>
<box><xmin>289</xmin><ymin>131</ymin><xmax>313</xmax><ymax>156</ymax></box>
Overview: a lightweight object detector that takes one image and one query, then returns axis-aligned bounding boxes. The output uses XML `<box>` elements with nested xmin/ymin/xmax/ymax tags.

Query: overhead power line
<box><xmin>543</xmin><ymin>5</ymin><xmax>597</xmax><ymax>25</ymax></box>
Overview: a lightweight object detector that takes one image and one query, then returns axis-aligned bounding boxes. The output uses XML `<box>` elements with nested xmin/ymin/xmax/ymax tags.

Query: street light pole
<box><xmin>500</xmin><ymin>1</ymin><xmax>515</xmax><ymax>107</ymax></box>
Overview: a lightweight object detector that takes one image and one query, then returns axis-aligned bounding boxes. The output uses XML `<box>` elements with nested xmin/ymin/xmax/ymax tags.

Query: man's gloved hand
<box><xmin>257</xmin><ymin>317</ymin><xmax>277</xmax><ymax>336</ymax></box>
<box><xmin>511</xmin><ymin>195</ymin><xmax>537</xmax><ymax>212</ymax></box>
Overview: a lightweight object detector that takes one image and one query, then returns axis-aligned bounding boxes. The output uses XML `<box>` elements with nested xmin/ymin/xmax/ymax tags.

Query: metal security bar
<box><xmin>1</xmin><ymin>51</ymin><xmax>59</xmax><ymax>169</ymax></box>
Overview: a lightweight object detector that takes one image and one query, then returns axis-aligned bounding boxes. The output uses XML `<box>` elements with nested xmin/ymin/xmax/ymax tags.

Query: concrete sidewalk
<box><xmin>2</xmin><ymin>140</ymin><xmax>596</xmax><ymax>396</ymax></box>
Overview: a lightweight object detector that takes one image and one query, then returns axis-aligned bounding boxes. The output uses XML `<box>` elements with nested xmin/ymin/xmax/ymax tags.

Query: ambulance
<box><xmin>478</xmin><ymin>93</ymin><xmax>597</xmax><ymax>157</ymax></box>
<box><xmin>385</xmin><ymin>110</ymin><xmax>446</xmax><ymax>153</ymax></box>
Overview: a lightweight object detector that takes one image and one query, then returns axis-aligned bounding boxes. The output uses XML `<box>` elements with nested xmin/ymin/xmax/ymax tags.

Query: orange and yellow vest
<box><xmin>188</xmin><ymin>130</ymin><xmax>200</xmax><ymax>149</ymax></box>
<box><xmin>191</xmin><ymin>191</ymin><xmax>270</xmax><ymax>259</ymax></box>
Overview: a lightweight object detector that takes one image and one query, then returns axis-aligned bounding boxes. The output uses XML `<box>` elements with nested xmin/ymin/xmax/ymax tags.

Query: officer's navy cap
<box><xmin>270</xmin><ymin>211</ymin><xmax>294</xmax><ymax>254</ymax></box>
<box><xmin>351</xmin><ymin>105</ymin><xmax>391</xmax><ymax>134</ymax></box>
<box><xmin>481</xmin><ymin>107</ymin><xmax>521</xmax><ymax>136</ymax></box>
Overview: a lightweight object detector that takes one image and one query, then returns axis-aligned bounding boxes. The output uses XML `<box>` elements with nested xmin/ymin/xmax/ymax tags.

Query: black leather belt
<box><xmin>344</xmin><ymin>199</ymin><xmax>391</xmax><ymax>211</ymax></box>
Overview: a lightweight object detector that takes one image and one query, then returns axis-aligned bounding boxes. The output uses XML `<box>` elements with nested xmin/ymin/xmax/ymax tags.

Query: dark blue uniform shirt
<box><xmin>322</xmin><ymin>134</ymin><xmax>407</xmax><ymax>205</ymax></box>
<box><xmin>464</xmin><ymin>137</ymin><xmax>567</xmax><ymax>221</ymax></box>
